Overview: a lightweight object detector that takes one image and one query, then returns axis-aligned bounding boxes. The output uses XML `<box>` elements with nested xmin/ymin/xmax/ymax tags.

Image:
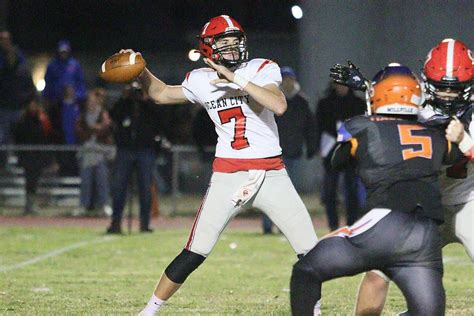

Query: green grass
<box><xmin>1</xmin><ymin>226</ymin><xmax>473</xmax><ymax>315</ymax></box>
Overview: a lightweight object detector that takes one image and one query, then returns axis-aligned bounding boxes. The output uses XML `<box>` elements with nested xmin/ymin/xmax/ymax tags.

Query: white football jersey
<box><xmin>182</xmin><ymin>58</ymin><xmax>282</xmax><ymax>159</ymax></box>
<box><xmin>420</xmin><ymin>104</ymin><xmax>474</xmax><ymax>205</ymax></box>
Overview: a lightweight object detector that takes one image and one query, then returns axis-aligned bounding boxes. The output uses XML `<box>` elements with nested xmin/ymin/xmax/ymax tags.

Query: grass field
<box><xmin>1</xmin><ymin>220</ymin><xmax>473</xmax><ymax>315</ymax></box>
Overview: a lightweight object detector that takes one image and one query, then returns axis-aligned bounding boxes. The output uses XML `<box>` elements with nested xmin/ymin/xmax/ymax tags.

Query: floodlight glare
<box><xmin>188</xmin><ymin>49</ymin><xmax>201</xmax><ymax>62</ymax></box>
<box><xmin>291</xmin><ymin>5</ymin><xmax>303</xmax><ymax>19</ymax></box>
<box><xmin>36</xmin><ymin>79</ymin><xmax>46</xmax><ymax>92</ymax></box>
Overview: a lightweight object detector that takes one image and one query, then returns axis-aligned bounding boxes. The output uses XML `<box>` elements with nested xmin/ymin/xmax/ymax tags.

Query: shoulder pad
<box><xmin>337</xmin><ymin>115</ymin><xmax>370</xmax><ymax>142</ymax></box>
<box><xmin>184</xmin><ymin>67</ymin><xmax>214</xmax><ymax>82</ymax></box>
<box><xmin>245</xmin><ymin>58</ymin><xmax>277</xmax><ymax>73</ymax></box>
<box><xmin>344</xmin><ymin>115</ymin><xmax>371</xmax><ymax>134</ymax></box>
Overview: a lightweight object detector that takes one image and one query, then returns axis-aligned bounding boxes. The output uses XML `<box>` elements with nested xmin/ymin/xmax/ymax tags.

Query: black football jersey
<box><xmin>333</xmin><ymin>115</ymin><xmax>463</xmax><ymax>223</ymax></box>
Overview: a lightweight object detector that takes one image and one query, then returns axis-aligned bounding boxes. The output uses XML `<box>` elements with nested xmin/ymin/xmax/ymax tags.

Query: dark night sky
<box><xmin>7</xmin><ymin>0</ymin><xmax>298</xmax><ymax>53</ymax></box>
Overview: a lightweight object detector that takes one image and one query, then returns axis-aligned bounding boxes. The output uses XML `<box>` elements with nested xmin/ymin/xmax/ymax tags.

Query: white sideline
<box><xmin>0</xmin><ymin>236</ymin><xmax>116</xmax><ymax>273</ymax></box>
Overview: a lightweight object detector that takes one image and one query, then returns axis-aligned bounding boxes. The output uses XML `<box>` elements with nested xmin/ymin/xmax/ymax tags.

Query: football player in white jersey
<box><xmin>350</xmin><ymin>39</ymin><xmax>474</xmax><ymax>316</ymax></box>
<box><xmin>136</xmin><ymin>15</ymin><xmax>318</xmax><ymax>315</ymax></box>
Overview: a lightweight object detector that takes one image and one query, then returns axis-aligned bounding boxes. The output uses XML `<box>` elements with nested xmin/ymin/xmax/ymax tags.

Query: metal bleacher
<box><xmin>0</xmin><ymin>155</ymin><xmax>80</xmax><ymax>208</ymax></box>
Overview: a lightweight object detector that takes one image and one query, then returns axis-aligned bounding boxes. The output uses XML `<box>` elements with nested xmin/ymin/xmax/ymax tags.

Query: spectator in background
<box><xmin>55</xmin><ymin>85</ymin><xmax>81</xmax><ymax>176</ymax></box>
<box><xmin>106</xmin><ymin>81</ymin><xmax>164</xmax><ymax>234</ymax></box>
<box><xmin>12</xmin><ymin>97</ymin><xmax>53</xmax><ymax>215</ymax></box>
<box><xmin>43</xmin><ymin>40</ymin><xmax>86</xmax><ymax>176</ymax></box>
<box><xmin>42</xmin><ymin>40</ymin><xmax>87</xmax><ymax>108</ymax></box>
<box><xmin>261</xmin><ymin>66</ymin><xmax>317</xmax><ymax>234</ymax></box>
<box><xmin>74</xmin><ymin>89</ymin><xmax>113</xmax><ymax>217</ymax></box>
<box><xmin>0</xmin><ymin>29</ymin><xmax>36</xmax><ymax>169</ymax></box>
<box><xmin>315</xmin><ymin>82</ymin><xmax>366</xmax><ymax>230</ymax></box>
<box><xmin>62</xmin><ymin>85</ymin><xmax>81</xmax><ymax>146</ymax></box>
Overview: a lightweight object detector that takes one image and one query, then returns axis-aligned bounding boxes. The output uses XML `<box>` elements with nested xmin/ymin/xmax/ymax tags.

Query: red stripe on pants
<box><xmin>185</xmin><ymin>186</ymin><xmax>210</xmax><ymax>250</ymax></box>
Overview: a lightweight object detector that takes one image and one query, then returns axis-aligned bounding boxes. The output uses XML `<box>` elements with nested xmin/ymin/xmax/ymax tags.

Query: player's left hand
<box><xmin>204</xmin><ymin>58</ymin><xmax>235</xmax><ymax>84</ymax></box>
<box><xmin>445</xmin><ymin>117</ymin><xmax>465</xmax><ymax>144</ymax></box>
<box><xmin>330</xmin><ymin>61</ymin><xmax>368</xmax><ymax>91</ymax></box>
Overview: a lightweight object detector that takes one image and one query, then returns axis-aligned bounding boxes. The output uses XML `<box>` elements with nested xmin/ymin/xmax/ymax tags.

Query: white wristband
<box><xmin>233</xmin><ymin>74</ymin><xmax>249</xmax><ymax>89</ymax></box>
<box><xmin>458</xmin><ymin>132</ymin><xmax>474</xmax><ymax>154</ymax></box>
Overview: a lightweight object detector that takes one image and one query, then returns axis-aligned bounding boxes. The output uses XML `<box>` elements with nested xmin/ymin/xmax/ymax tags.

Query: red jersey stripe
<box><xmin>256</xmin><ymin>59</ymin><xmax>273</xmax><ymax>73</ymax></box>
<box><xmin>212</xmin><ymin>156</ymin><xmax>284</xmax><ymax>173</ymax></box>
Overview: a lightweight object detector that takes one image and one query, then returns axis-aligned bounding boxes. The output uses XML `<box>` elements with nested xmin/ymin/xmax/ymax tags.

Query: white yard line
<box><xmin>0</xmin><ymin>236</ymin><xmax>116</xmax><ymax>273</ymax></box>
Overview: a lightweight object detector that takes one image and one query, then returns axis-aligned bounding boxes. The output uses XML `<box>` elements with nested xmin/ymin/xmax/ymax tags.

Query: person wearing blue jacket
<box><xmin>42</xmin><ymin>40</ymin><xmax>87</xmax><ymax>107</ymax></box>
<box><xmin>42</xmin><ymin>40</ymin><xmax>86</xmax><ymax>176</ymax></box>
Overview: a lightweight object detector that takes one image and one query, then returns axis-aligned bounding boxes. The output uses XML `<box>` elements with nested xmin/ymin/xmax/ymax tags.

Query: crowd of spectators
<box><xmin>0</xmin><ymin>30</ymin><xmax>367</xmax><ymax>233</ymax></box>
<box><xmin>0</xmin><ymin>29</ymin><xmax>36</xmax><ymax>169</ymax></box>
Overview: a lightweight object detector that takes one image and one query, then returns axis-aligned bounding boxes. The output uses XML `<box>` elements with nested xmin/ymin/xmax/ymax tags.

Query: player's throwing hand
<box><xmin>205</xmin><ymin>58</ymin><xmax>236</xmax><ymax>84</ymax></box>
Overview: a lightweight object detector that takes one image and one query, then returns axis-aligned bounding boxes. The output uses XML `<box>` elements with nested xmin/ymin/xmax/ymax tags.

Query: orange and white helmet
<box><xmin>198</xmin><ymin>15</ymin><xmax>248</xmax><ymax>68</ymax></box>
<box><xmin>370</xmin><ymin>64</ymin><xmax>422</xmax><ymax>115</ymax></box>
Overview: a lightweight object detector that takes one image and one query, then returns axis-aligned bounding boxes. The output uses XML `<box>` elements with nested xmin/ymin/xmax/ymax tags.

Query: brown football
<box><xmin>99</xmin><ymin>51</ymin><xmax>146</xmax><ymax>83</ymax></box>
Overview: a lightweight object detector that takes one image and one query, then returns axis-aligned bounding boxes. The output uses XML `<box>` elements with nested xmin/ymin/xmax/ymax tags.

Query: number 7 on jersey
<box><xmin>218</xmin><ymin>106</ymin><xmax>250</xmax><ymax>150</ymax></box>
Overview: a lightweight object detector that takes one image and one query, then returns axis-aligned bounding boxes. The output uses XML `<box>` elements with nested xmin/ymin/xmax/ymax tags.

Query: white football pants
<box><xmin>184</xmin><ymin>169</ymin><xmax>318</xmax><ymax>257</ymax></box>
<box><xmin>440</xmin><ymin>199</ymin><xmax>474</xmax><ymax>261</ymax></box>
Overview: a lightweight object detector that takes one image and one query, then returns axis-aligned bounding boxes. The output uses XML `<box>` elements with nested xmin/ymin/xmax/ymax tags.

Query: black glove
<box><xmin>329</xmin><ymin>61</ymin><xmax>368</xmax><ymax>91</ymax></box>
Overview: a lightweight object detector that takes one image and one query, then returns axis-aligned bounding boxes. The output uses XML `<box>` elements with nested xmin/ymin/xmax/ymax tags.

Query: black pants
<box><xmin>290</xmin><ymin>211</ymin><xmax>445</xmax><ymax>316</ymax></box>
<box><xmin>322</xmin><ymin>166</ymin><xmax>360</xmax><ymax>230</ymax></box>
<box><xmin>24</xmin><ymin>165</ymin><xmax>42</xmax><ymax>195</ymax></box>
<box><xmin>110</xmin><ymin>148</ymin><xmax>157</xmax><ymax>230</ymax></box>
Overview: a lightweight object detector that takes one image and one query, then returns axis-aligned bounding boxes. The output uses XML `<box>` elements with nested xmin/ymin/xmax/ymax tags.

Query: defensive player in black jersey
<box><xmin>289</xmin><ymin>65</ymin><xmax>465</xmax><ymax>316</ymax></box>
<box><xmin>331</xmin><ymin>39</ymin><xmax>474</xmax><ymax>316</ymax></box>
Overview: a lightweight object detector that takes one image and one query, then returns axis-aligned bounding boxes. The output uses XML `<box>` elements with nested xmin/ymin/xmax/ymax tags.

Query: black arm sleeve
<box><xmin>330</xmin><ymin>142</ymin><xmax>353</xmax><ymax>171</ymax></box>
<box><xmin>443</xmin><ymin>142</ymin><xmax>466</xmax><ymax>165</ymax></box>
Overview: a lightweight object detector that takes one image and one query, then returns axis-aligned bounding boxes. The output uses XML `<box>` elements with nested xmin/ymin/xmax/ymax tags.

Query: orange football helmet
<box><xmin>370</xmin><ymin>65</ymin><xmax>422</xmax><ymax>115</ymax></box>
<box><xmin>198</xmin><ymin>15</ymin><xmax>248</xmax><ymax>68</ymax></box>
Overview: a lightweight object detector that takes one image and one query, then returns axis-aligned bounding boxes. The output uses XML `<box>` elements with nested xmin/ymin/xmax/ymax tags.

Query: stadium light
<box><xmin>188</xmin><ymin>49</ymin><xmax>201</xmax><ymax>62</ymax></box>
<box><xmin>31</xmin><ymin>54</ymin><xmax>49</xmax><ymax>92</ymax></box>
<box><xmin>36</xmin><ymin>79</ymin><xmax>46</xmax><ymax>92</ymax></box>
<box><xmin>291</xmin><ymin>5</ymin><xmax>303</xmax><ymax>19</ymax></box>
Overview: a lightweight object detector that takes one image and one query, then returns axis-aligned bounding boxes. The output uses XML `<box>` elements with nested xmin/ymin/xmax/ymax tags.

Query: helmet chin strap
<box><xmin>430</xmin><ymin>98</ymin><xmax>471</xmax><ymax>117</ymax></box>
<box><xmin>218</xmin><ymin>56</ymin><xmax>242</xmax><ymax>69</ymax></box>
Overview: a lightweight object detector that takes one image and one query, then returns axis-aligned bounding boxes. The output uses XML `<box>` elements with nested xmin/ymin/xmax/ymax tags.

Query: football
<box><xmin>99</xmin><ymin>51</ymin><xmax>146</xmax><ymax>83</ymax></box>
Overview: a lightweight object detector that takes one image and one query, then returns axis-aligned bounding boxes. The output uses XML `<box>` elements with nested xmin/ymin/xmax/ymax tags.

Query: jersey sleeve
<box><xmin>331</xmin><ymin>142</ymin><xmax>354</xmax><ymax>170</ymax></box>
<box><xmin>458</xmin><ymin>131</ymin><xmax>474</xmax><ymax>164</ymax></box>
<box><xmin>448</xmin><ymin>106</ymin><xmax>473</xmax><ymax>163</ymax></box>
<box><xmin>338</xmin><ymin>115</ymin><xmax>370</xmax><ymax>141</ymax></box>
<box><xmin>336</xmin><ymin>123</ymin><xmax>353</xmax><ymax>142</ymax></box>
<box><xmin>250</xmin><ymin>60</ymin><xmax>282</xmax><ymax>87</ymax></box>
<box><xmin>181</xmin><ymin>71</ymin><xmax>200</xmax><ymax>104</ymax></box>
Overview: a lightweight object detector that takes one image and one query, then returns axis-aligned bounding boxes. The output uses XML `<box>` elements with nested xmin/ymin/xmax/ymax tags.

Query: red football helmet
<box><xmin>422</xmin><ymin>38</ymin><xmax>473</xmax><ymax>113</ymax></box>
<box><xmin>198</xmin><ymin>15</ymin><xmax>248</xmax><ymax>68</ymax></box>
